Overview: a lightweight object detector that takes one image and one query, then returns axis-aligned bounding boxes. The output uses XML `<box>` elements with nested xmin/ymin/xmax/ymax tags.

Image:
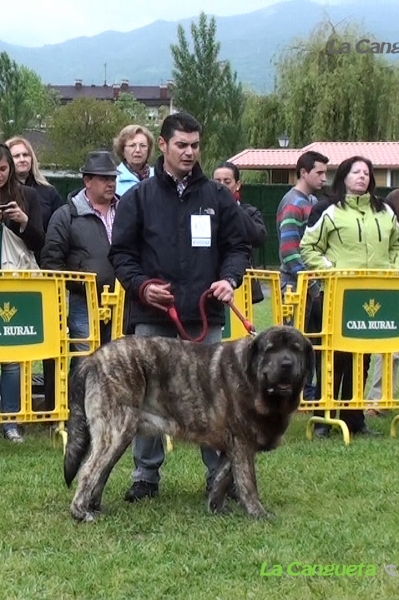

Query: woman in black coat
<box><xmin>0</xmin><ymin>143</ymin><xmax>44</xmax><ymax>442</ymax></box>
<box><xmin>6</xmin><ymin>136</ymin><xmax>63</xmax><ymax>413</ymax></box>
<box><xmin>6</xmin><ymin>136</ymin><xmax>63</xmax><ymax>231</ymax></box>
<box><xmin>213</xmin><ymin>161</ymin><xmax>267</xmax><ymax>303</ymax></box>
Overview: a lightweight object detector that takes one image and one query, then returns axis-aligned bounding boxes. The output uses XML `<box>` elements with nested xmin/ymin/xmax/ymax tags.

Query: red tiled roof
<box><xmin>229</xmin><ymin>142</ymin><xmax>399</xmax><ymax>169</ymax></box>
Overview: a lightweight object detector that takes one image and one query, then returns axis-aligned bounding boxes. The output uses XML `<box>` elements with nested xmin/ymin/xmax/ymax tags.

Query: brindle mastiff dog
<box><xmin>64</xmin><ymin>325</ymin><xmax>314</xmax><ymax>522</ymax></box>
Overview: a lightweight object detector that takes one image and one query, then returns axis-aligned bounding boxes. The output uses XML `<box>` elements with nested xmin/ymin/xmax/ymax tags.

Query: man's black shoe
<box><xmin>314</xmin><ymin>425</ymin><xmax>331</xmax><ymax>438</ymax></box>
<box><xmin>352</xmin><ymin>426</ymin><xmax>382</xmax><ymax>437</ymax></box>
<box><xmin>124</xmin><ymin>481</ymin><xmax>159</xmax><ymax>502</ymax></box>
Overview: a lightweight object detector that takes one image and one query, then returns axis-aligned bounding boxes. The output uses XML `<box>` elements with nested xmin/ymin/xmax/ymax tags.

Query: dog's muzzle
<box><xmin>266</xmin><ymin>358</ymin><xmax>295</xmax><ymax>396</ymax></box>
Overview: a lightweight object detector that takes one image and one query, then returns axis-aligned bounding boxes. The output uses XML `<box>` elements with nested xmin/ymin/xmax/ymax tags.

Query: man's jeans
<box><xmin>1</xmin><ymin>362</ymin><xmax>20</xmax><ymax>433</ymax></box>
<box><xmin>133</xmin><ymin>322</ymin><xmax>222</xmax><ymax>486</ymax></box>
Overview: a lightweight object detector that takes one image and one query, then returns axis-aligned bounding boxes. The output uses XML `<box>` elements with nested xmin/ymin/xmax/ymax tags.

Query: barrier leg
<box><xmin>306</xmin><ymin>412</ymin><xmax>351</xmax><ymax>446</ymax></box>
<box><xmin>165</xmin><ymin>434</ymin><xmax>173</xmax><ymax>452</ymax></box>
<box><xmin>51</xmin><ymin>421</ymin><xmax>68</xmax><ymax>453</ymax></box>
<box><xmin>390</xmin><ymin>414</ymin><xmax>399</xmax><ymax>438</ymax></box>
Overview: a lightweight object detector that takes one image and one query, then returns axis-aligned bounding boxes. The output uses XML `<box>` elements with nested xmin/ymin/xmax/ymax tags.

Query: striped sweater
<box><xmin>276</xmin><ymin>187</ymin><xmax>318</xmax><ymax>287</ymax></box>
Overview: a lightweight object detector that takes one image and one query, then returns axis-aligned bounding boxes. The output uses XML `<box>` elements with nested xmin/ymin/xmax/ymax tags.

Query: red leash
<box><xmin>139</xmin><ymin>278</ymin><xmax>256</xmax><ymax>342</ymax></box>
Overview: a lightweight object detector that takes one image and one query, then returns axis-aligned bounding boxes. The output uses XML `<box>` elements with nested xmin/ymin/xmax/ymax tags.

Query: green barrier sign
<box><xmin>342</xmin><ymin>290</ymin><xmax>399</xmax><ymax>338</ymax></box>
<box><xmin>0</xmin><ymin>292</ymin><xmax>44</xmax><ymax>345</ymax></box>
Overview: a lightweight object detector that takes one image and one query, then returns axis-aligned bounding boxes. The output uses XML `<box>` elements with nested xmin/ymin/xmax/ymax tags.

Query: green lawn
<box><xmin>1</xmin><ymin>417</ymin><xmax>399</xmax><ymax>600</ymax></box>
<box><xmin>2</xmin><ymin>296</ymin><xmax>399</xmax><ymax>599</ymax></box>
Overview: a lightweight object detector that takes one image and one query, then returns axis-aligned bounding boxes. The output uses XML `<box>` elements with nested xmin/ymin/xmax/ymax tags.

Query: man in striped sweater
<box><xmin>276</xmin><ymin>151</ymin><xmax>328</xmax><ymax>401</ymax></box>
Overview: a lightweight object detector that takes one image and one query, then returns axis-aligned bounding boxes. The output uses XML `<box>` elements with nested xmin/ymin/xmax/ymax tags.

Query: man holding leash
<box><xmin>109</xmin><ymin>111</ymin><xmax>249</xmax><ymax>502</ymax></box>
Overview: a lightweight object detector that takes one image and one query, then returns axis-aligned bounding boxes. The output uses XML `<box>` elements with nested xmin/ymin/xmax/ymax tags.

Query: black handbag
<box><xmin>251</xmin><ymin>277</ymin><xmax>264</xmax><ymax>304</ymax></box>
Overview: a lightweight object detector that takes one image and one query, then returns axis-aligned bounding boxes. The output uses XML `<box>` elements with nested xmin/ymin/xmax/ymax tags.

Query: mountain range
<box><xmin>1</xmin><ymin>0</ymin><xmax>399</xmax><ymax>92</ymax></box>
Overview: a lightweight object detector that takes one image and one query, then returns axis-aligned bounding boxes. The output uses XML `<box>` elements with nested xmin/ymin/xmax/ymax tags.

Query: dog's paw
<box><xmin>70</xmin><ymin>503</ymin><xmax>96</xmax><ymax>523</ymax></box>
<box><xmin>207</xmin><ymin>497</ymin><xmax>229</xmax><ymax>515</ymax></box>
<box><xmin>89</xmin><ymin>501</ymin><xmax>103</xmax><ymax>514</ymax></box>
<box><xmin>245</xmin><ymin>502</ymin><xmax>276</xmax><ymax>520</ymax></box>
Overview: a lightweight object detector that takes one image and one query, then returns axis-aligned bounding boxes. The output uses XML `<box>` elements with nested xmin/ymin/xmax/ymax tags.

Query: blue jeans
<box><xmin>133</xmin><ymin>323</ymin><xmax>222</xmax><ymax>486</ymax></box>
<box><xmin>1</xmin><ymin>362</ymin><xmax>20</xmax><ymax>433</ymax></box>
<box><xmin>68</xmin><ymin>293</ymin><xmax>111</xmax><ymax>370</ymax></box>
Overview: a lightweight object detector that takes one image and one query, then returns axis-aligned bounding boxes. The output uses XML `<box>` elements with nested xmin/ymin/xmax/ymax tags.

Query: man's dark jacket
<box><xmin>41</xmin><ymin>188</ymin><xmax>116</xmax><ymax>295</ymax></box>
<box><xmin>109</xmin><ymin>157</ymin><xmax>250</xmax><ymax>326</ymax></box>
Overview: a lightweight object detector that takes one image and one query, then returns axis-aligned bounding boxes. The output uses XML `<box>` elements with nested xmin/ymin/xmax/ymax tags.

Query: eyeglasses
<box><xmin>124</xmin><ymin>143</ymin><xmax>148</xmax><ymax>151</ymax></box>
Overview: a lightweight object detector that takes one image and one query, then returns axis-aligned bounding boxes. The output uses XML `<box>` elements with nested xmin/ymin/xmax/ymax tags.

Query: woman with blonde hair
<box><xmin>113</xmin><ymin>124</ymin><xmax>155</xmax><ymax>196</ymax></box>
<box><xmin>6</xmin><ymin>136</ymin><xmax>63</xmax><ymax>414</ymax></box>
<box><xmin>6</xmin><ymin>136</ymin><xmax>63</xmax><ymax>231</ymax></box>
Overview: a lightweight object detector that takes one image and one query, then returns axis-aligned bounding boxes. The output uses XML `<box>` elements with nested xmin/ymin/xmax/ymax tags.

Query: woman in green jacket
<box><xmin>300</xmin><ymin>155</ymin><xmax>399</xmax><ymax>436</ymax></box>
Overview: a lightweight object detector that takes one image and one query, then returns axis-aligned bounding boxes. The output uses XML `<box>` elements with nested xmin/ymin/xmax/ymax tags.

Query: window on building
<box><xmin>391</xmin><ymin>170</ymin><xmax>399</xmax><ymax>188</ymax></box>
<box><xmin>271</xmin><ymin>169</ymin><xmax>289</xmax><ymax>184</ymax></box>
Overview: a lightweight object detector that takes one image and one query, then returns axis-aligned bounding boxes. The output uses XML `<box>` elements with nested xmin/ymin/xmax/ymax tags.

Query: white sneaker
<box><xmin>4</xmin><ymin>428</ymin><xmax>24</xmax><ymax>443</ymax></box>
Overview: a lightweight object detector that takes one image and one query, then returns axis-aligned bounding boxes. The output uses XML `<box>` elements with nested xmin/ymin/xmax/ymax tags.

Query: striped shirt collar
<box><xmin>165</xmin><ymin>169</ymin><xmax>192</xmax><ymax>197</ymax></box>
<box><xmin>84</xmin><ymin>193</ymin><xmax>118</xmax><ymax>243</ymax></box>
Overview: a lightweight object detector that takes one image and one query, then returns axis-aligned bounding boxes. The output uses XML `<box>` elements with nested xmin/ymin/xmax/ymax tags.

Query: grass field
<box><xmin>2</xmin><ymin>417</ymin><xmax>399</xmax><ymax>599</ymax></box>
<box><xmin>2</xmin><ymin>295</ymin><xmax>399</xmax><ymax>599</ymax></box>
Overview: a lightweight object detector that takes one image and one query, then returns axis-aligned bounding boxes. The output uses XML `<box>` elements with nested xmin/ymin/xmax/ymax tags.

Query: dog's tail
<box><xmin>64</xmin><ymin>359</ymin><xmax>92</xmax><ymax>487</ymax></box>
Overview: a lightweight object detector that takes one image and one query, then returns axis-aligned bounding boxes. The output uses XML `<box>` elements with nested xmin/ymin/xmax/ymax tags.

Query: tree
<box><xmin>114</xmin><ymin>92</ymin><xmax>148</xmax><ymax>125</ymax></box>
<box><xmin>274</xmin><ymin>20</ymin><xmax>399</xmax><ymax>145</ymax></box>
<box><xmin>46</xmin><ymin>98</ymin><xmax>129</xmax><ymax>169</ymax></box>
<box><xmin>242</xmin><ymin>93</ymin><xmax>284</xmax><ymax>149</ymax></box>
<box><xmin>0</xmin><ymin>52</ymin><xmax>56</xmax><ymax>138</ymax></box>
<box><xmin>171</xmin><ymin>12</ymin><xmax>245</xmax><ymax>171</ymax></box>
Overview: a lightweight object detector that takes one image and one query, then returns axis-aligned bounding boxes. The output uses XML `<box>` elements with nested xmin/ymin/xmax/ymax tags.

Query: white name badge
<box><xmin>191</xmin><ymin>214</ymin><xmax>211</xmax><ymax>247</ymax></box>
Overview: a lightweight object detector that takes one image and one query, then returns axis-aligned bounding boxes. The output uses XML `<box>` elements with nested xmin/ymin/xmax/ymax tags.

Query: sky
<box><xmin>1</xmin><ymin>0</ymin><xmax>336</xmax><ymax>47</ymax></box>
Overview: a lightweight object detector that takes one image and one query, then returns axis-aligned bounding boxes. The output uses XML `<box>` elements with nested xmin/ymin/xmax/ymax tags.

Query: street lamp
<box><xmin>278</xmin><ymin>131</ymin><xmax>290</xmax><ymax>148</ymax></box>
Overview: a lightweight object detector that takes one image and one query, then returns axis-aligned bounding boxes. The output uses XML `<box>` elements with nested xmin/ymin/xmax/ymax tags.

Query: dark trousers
<box><xmin>313</xmin><ymin>292</ymin><xmax>370</xmax><ymax>432</ymax></box>
<box><xmin>43</xmin><ymin>359</ymin><xmax>55</xmax><ymax>411</ymax></box>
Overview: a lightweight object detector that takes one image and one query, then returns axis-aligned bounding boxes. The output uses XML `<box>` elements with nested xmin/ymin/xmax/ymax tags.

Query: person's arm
<box><xmin>40</xmin><ymin>206</ymin><xmax>71</xmax><ymax>270</ymax></box>
<box><xmin>216</xmin><ymin>187</ymin><xmax>251</xmax><ymax>288</ymax></box>
<box><xmin>299</xmin><ymin>207</ymin><xmax>334</xmax><ymax>272</ymax></box>
<box><xmin>239</xmin><ymin>204</ymin><xmax>267</xmax><ymax>248</ymax></box>
<box><xmin>108</xmin><ymin>187</ymin><xmax>148</xmax><ymax>297</ymax></box>
<box><xmin>387</xmin><ymin>206</ymin><xmax>399</xmax><ymax>267</ymax></box>
<box><xmin>4</xmin><ymin>187</ymin><xmax>44</xmax><ymax>252</ymax></box>
<box><xmin>278</xmin><ymin>201</ymin><xmax>309</xmax><ymax>278</ymax></box>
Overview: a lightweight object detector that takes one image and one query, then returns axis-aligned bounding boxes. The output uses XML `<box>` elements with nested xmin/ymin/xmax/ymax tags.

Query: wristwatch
<box><xmin>226</xmin><ymin>277</ymin><xmax>237</xmax><ymax>289</ymax></box>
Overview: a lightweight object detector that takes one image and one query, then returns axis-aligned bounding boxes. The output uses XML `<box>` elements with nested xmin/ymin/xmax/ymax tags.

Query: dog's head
<box><xmin>247</xmin><ymin>325</ymin><xmax>314</xmax><ymax>405</ymax></box>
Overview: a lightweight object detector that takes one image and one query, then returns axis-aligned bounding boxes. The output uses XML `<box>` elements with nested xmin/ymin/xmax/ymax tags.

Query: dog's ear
<box><xmin>247</xmin><ymin>335</ymin><xmax>261</xmax><ymax>375</ymax></box>
<box><xmin>305</xmin><ymin>337</ymin><xmax>315</xmax><ymax>379</ymax></box>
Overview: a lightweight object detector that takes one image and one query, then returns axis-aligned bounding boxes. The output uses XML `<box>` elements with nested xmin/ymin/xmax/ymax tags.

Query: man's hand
<box><xmin>143</xmin><ymin>282</ymin><xmax>174</xmax><ymax>312</ymax></box>
<box><xmin>209</xmin><ymin>279</ymin><xmax>235</xmax><ymax>304</ymax></box>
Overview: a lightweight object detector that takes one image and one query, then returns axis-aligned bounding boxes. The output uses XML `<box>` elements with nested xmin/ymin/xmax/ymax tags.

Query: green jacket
<box><xmin>299</xmin><ymin>194</ymin><xmax>399</xmax><ymax>270</ymax></box>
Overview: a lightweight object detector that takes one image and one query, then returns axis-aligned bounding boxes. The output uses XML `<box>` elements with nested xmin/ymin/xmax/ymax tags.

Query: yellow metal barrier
<box><xmin>100</xmin><ymin>280</ymin><xmax>125</xmax><ymax>340</ymax></box>
<box><xmin>286</xmin><ymin>269</ymin><xmax>399</xmax><ymax>444</ymax></box>
<box><xmin>0</xmin><ymin>270</ymin><xmax>101</xmax><ymax>448</ymax></box>
<box><xmin>243</xmin><ymin>269</ymin><xmax>284</xmax><ymax>327</ymax></box>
